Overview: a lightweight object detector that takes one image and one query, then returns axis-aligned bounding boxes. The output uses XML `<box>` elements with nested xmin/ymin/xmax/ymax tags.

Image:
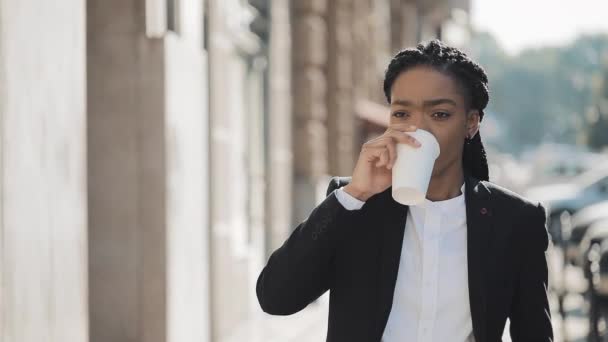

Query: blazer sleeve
<box><xmin>509</xmin><ymin>202</ymin><xmax>554</xmax><ymax>341</ymax></box>
<box><xmin>255</xmin><ymin>176</ymin><xmax>362</xmax><ymax>315</ymax></box>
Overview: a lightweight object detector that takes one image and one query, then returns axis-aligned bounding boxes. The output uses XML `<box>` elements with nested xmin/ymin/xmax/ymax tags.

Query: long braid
<box><xmin>383</xmin><ymin>39</ymin><xmax>490</xmax><ymax>181</ymax></box>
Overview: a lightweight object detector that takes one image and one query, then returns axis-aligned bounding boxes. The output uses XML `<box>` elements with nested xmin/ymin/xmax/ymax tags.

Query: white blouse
<box><xmin>335</xmin><ymin>182</ymin><xmax>475</xmax><ymax>342</ymax></box>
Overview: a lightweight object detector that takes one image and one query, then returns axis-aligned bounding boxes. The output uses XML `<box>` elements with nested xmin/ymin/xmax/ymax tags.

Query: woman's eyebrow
<box><xmin>392</xmin><ymin>98</ymin><xmax>457</xmax><ymax>107</ymax></box>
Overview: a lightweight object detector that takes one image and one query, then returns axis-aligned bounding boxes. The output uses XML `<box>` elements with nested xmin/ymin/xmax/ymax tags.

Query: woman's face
<box><xmin>388</xmin><ymin>66</ymin><xmax>480</xmax><ymax>177</ymax></box>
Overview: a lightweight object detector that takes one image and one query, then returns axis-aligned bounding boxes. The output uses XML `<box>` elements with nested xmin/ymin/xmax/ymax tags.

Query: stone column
<box><xmin>208</xmin><ymin>0</ymin><xmax>269</xmax><ymax>340</ymax></box>
<box><xmin>392</xmin><ymin>0</ymin><xmax>420</xmax><ymax>50</ymax></box>
<box><xmin>291</xmin><ymin>0</ymin><xmax>329</xmax><ymax>224</ymax></box>
<box><xmin>87</xmin><ymin>3</ymin><xmax>166</xmax><ymax>340</ymax></box>
<box><xmin>0</xmin><ymin>1</ymin><xmax>88</xmax><ymax>341</ymax></box>
<box><xmin>390</xmin><ymin>0</ymin><xmax>404</xmax><ymax>53</ymax></box>
<box><xmin>352</xmin><ymin>0</ymin><xmax>378</xmax><ymax>102</ymax></box>
<box><xmin>267</xmin><ymin>0</ymin><xmax>294</xmax><ymax>252</ymax></box>
<box><xmin>401</xmin><ymin>1</ymin><xmax>420</xmax><ymax>47</ymax></box>
<box><xmin>326</xmin><ymin>0</ymin><xmax>357</xmax><ymax>176</ymax></box>
<box><xmin>87</xmin><ymin>0</ymin><xmax>210</xmax><ymax>341</ymax></box>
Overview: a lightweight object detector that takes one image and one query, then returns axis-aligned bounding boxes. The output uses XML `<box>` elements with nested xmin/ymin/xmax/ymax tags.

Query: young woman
<box><xmin>256</xmin><ymin>40</ymin><xmax>553</xmax><ymax>342</ymax></box>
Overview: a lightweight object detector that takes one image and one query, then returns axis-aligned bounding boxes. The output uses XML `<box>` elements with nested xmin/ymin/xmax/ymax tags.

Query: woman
<box><xmin>256</xmin><ymin>40</ymin><xmax>553</xmax><ymax>342</ymax></box>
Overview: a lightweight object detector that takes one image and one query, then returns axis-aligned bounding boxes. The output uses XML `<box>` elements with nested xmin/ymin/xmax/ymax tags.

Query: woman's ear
<box><xmin>466</xmin><ymin>109</ymin><xmax>480</xmax><ymax>138</ymax></box>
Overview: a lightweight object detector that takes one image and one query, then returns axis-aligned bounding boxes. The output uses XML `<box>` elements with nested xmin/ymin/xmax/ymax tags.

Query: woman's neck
<box><xmin>426</xmin><ymin>164</ymin><xmax>465</xmax><ymax>201</ymax></box>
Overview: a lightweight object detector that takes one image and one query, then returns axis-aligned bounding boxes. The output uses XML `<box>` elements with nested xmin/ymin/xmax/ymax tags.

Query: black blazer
<box><xmin>256</xmin><ymin>173</ymin><xmax>553</xmax><ymax>342</ymax></box>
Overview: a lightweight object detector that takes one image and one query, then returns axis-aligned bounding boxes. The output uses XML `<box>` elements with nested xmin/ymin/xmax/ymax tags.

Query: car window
<box><xmin>600</xmin><ymin>176</ymin><xmax>608</xmax><ymax>193</ymax></box>
<box><xmin>575</xmin><ymin>166</ymin><xmax>608</xmax><ymax>190</ymax></box>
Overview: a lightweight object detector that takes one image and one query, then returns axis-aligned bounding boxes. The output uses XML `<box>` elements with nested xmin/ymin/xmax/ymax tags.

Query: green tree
<box><xmin>587</xmin><ymin>63</ymin><xmax>608</xmax><ymax>150</ymax></box>
<box><xmin>470</xmin><ymin>32</ymin><xmax>608</xmax><ymax>154</ymax></box>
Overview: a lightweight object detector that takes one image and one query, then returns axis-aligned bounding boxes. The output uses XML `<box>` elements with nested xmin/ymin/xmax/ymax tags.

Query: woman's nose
<box><xmin>412</xmin><ymin>120</ymin><xmax>428</xmax><ymax>132</ymax></box>
<box><xmin>409</xmin><ymin>114</ymin><xmax>425</xmax><ymax>130</ymax></box>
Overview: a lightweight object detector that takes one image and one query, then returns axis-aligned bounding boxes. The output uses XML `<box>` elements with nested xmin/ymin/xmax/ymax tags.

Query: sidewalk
<box><xmin>220</xmin><ymin>293</ymin><xmax>328</xmax><ymax>342</ymax></box>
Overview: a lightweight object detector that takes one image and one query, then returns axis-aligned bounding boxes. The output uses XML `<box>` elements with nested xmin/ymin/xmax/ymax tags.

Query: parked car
<box><xmin>578</xmin><ymin>220</ymin><xmax>608</xmax><ymax>270</ymax></box>
<box><xmin>588</xmin><ymin>238</ymin><xmax>608</xmax><ymax>341</ymax></box>
<box><xmin>524</xmin><ymin>162</ymin><xmax>608</xmax><ymax>244</ymax></box>
<box><xmin>565</xmin><ymin>201</ymin><xmax>608</xmax><ymax>265</ymax></box>
<box><xmin>597</xmin><ymin>239</ymin><xmax>608</xmax><ymax>296</ymax></box>
<box><xmin>522</xmin><ymin>142</ymin><xmax>608</xmax><ymax>186</ymax></box>
<box><xmin>582</xmin><ymin>220</ymin><xmax>608</xmax><ymax>342</ymax></box>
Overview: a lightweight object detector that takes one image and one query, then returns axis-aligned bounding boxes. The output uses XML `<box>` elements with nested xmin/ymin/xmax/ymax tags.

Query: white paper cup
<box><xmin>392</xmin><ymin>128</ymin><xmax>440</xmax><ymax>205</ymax></box>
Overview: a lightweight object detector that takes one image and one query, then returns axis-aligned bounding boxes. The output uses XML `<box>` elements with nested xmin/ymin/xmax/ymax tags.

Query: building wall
<box><xmin>291</xmin><ymin>0</ymin><xmax>394</xmax><ymax>220</ymax></box>
<box><xmin>326</xmin><ymin>0</ymin><xmax>357</xmax><ymax>177</ymax></box>
<box><xmin>0</xmin><ymin>0</ymin><xmax>89</xmax><ymax>341</ymax></box>
<box><xmin>208</xmin><ymin>0</ymin><xmax>269</xmax><ymax>340</ymax></box>
<box><xmin>87</xmin><ymin>2</ymin><xmax>166</xmax><ymax>340</ymax></box>
<box><xmin>87</xmin><ymin>0</ymin><xmax>210</xmax><ymax>341</ymax></box>
<box><xmin>291</xmin><ymin>0</ymin><xmax>330</xmax><ymax>225</ymax></box>
<box><xmin>164</xmin><ymin>0</ymin><xmax>210</xmax><ymax>340</ymax></box>
<box><xmin>266</xmin><ymin>0</ymin><xmax>294</xmax><ymax>253</ymax></box>
<box><xmin>291</xmin><ymin>0</ymin><xmax>471</xmax><ymax>220</ymax></box>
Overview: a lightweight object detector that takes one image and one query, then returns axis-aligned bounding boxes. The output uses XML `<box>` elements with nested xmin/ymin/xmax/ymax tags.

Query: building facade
<box><xmin>0</xmin><ymin>1</ymin><xmax>88</xmax><ymax>341</ymax></box>
<box><xmin>87</xmin><ymin>0</ymin><xmax>211</xmax><ymax>341</ymax></box>
<box><xmin>0</xmin><ymin>1</ymin><xmax>471</xmax><ymax>341</ymax></box>
<box><xmin>291</xmin><ymin>0</ymin><xmax>473</xmax><ymax>224</ymax></box>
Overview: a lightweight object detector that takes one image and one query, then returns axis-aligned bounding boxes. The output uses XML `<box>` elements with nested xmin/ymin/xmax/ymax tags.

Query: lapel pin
<box><xmin>480</xmin><ymin>207</ymin><xmax>488</xmax><ymax>215</ymax></box>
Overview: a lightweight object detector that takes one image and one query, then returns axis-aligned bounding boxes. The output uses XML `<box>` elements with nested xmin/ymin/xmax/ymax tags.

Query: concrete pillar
<box><xmin>326</xmin><ymin>0</ymin><xmax>357</xmax><ymax>176</ymax></box>
<box><xmin>401</xmin><ymin>2</ymin><xmax>420</xmax><ymax>47</ymax></box>
<box><xmin>208</xmin><ymin>0</ymin><xmax>267</xmax><ymax>340</ymax></box>
<box><xmin>87</xmin><ymin>0</ymin><xmax>210</xmax><ymax>341</ymax></box>
<box><xmin>267</xmin><ymin>0</ymin><xmax>294</xmax><ymax>252</ymax></box>
<box><xmin>291</xmin><ymin>0</ymin><xmax>329</xmax><ymax>225</ymax></box>
<box><xmin>391</xmin><ymin>0</ymin><xmax>419</xmax><ymax>50</ymax></box>
<box><xmin>390</xmin><ymin>0</ymin><xmax>404</xmax><ymax>53</ymax></box>
<box><xmin>351</xmin><ymin>0</ymin><xmax>377</xmax><ymax>102</ymax></box>
<box><xmin>0</xmin><ymin>1</ymin><xmax>88</xmax><ymax>341</ymax></box>
<box><xmin>164</xmin><ymin>2</ymin><xmax>210</xmax><ymax>339</ymax></box>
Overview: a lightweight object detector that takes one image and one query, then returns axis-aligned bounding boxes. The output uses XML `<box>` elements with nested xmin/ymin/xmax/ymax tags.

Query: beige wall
<box><xmin>208</xmin><ymin>0</ymin><xmax>271</xmax><ymax>340</ymax></box>
<box><xmin>267</xmin><ymin>0</ymin><xmax>294</xmax><ymax>253</ymax></box>
<box><xmin>0</xmin><ymin>0</ymin><xmax>89</xmax><ymax>341</ymax></box>
<box><xmin>291</xmin><ymin>0</ymin><xmax>330</xmax><ymax>225</ymax></box>
<box><xmin>164</xmin><ymin>13</ymin><xmax>210</xmax><ymax>341</ymax></box>
<box><xmin>87</xmin><ymin>2</ymin><xmax>166</xmax><ymax>340</ymax></box>
<box><xmin>87</xmin><ymin>0</ymin><xmax>210</xmax><ymax>341</ymax></box>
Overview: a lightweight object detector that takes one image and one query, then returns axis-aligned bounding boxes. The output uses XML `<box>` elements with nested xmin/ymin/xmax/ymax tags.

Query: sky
<box><xmin>471</xmin><ymin>0</ymin><xmax>608</xmax><ymax>55</ymax></box>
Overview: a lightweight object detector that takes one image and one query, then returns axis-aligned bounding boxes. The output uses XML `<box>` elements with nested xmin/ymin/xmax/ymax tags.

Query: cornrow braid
<box><xmin>383</xmin><ymin>39</ymin><xmax>490</xmax><ymax>181</ymax></box>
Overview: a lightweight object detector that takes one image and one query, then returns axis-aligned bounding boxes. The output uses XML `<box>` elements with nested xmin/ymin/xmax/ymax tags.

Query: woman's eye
<box><xmin>393</xmin><ymin>112</ymin><xmax>408</xmax><ymax>118</ymax></box>
<box><xmin>433</xmin><ymin>112</ymin><xmax>451</xmax><ymax>119</ymax></box>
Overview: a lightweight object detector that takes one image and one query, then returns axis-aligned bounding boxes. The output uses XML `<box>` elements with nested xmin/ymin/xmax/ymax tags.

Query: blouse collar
<box><xmin>410</xmin><ymin>181</ymin><xmax>466</xmax><ymax>216</ymax></box>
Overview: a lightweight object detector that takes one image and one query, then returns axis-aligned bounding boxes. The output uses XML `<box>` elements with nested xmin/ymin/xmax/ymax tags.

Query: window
<box><xmin>167</xmin><ymin>0</ymin><xmax>180</xmax><ymax>33</ymax></box>
<box><xmin>203</xmin><ymin>0</ymin><xmax>209</xmax><ymax>50</ymax></box>
<box><xmin>145</xmin><ymin>0</ymin><xmax>180</xmax><ymax>37</ymax></box>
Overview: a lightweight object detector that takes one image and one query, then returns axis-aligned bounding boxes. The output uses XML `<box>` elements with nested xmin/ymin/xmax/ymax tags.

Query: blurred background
<box><xmin>1</xmin><ymin>0</ymin><xmax>608</xmax><ymax>341</ymax></box>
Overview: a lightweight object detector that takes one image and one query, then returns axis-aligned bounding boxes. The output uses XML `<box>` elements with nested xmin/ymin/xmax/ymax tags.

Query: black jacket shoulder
<box><xmin>327</xmin><ymin>176</ymin><xmax>550</xmax><ymax>252</ymax></box>
<box><xmin>483</xmin><ymin>180</ymin><xmax>550</xmax><ymax>252</ymax></box>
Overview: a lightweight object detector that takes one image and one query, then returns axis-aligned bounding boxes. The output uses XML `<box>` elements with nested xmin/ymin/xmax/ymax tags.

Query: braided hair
<box><xmin>383</xmin><ymin>39</ymin><xmax>490</xmax><ymax>181</ymax></box>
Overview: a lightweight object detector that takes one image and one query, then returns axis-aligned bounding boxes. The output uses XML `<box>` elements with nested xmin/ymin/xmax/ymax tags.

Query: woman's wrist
<box><xmin>343</xmin><ymin>184</ymin><xmax>371</xmax><ymax>202</ymax></box>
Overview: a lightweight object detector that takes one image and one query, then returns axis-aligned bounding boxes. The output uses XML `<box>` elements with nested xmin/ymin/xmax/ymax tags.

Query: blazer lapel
<box><xmin>372</xmin><ymin>185</ymin><xmax>408</xmax><ymax>340</ymax></box>
<box><xmin>372</xmin><ymin>173</ymin><xmax>494</xmax><ymax>342</ymax></box>
<box><xmin>465</xmin><ymin>173</ymin><xmax>494</xmax><ymax>342</ymax></box>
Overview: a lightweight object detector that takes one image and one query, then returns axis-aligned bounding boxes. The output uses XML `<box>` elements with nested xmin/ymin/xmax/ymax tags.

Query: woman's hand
<box><xmin>344</xmin><ymin>124</ymin><xmax>421</xmax><ymax>201</ymax></box>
